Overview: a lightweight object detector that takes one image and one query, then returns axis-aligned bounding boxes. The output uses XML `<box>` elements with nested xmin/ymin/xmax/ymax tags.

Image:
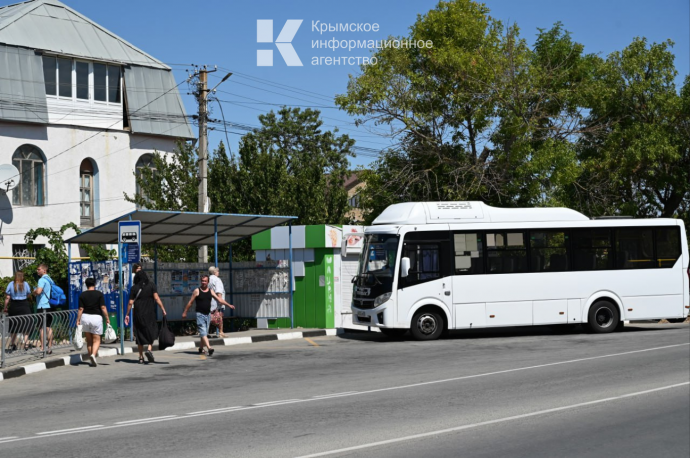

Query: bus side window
<box><xmin>656</xmin><ymin>227</ymin><xmax>681</xmax><ymax>268</ymax></box>
<box><xmin>572</xmin><ymin>229</ymin><xmax>613</xmax><ymax>271</ymax></box>
<box><xmin>615</xmin><ymin>228</ymin><xmax>654</xmax><ymax>269</ymax></box>
<box><xmin>486</xmin><ymin>231</ymin><xmax>528</xmax><ymax>274</ymax></box>
<box><xmin>453</xmin><ymin>232</ymin><xmax>483</xmax><ymax>274</ymax></box>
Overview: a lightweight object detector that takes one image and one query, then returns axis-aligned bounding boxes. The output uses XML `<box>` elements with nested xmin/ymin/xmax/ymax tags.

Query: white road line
<box><xmin>254</xmin><ymin>399</ymin><xmax>301</xmax><ymax>406</ymax></box>
<box><xmin>115</xmin><ymin>416</ymin><xmax>177</xmax><ymax>425</ymax></box>
<box><xmin>186</xmin><ymin>406</ymin><xmax>244</xmax><ymax>415</ymax></box>
<box><xmin>313</xmin><ymin>391</ymin><xmax>359</xmax><ymax>398</ymax></box>
<box><xmin>294</xmin><ymin>382</ymin><xmax>690</xmax><ymax>458</ymax></box>
<box><xmin>0</xmin><ymin>342</ymin><xmax>686</xmax><ymax>446</ymax></box>
<box><xmin>36</xmin><ymin>425</ymin><xmax>104</xmax><ymax>435</ymax></box>
<box><xmin>0</xmin><ymin>437</ymin><xmax>18</xmax><ymax>442</ymax></box>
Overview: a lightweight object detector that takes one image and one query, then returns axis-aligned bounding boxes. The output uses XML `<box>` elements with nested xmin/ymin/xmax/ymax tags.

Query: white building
<box><xmin>0</xmin><ymin>0</ymin><xmax>193</xmax><ymax>276</ymax></box>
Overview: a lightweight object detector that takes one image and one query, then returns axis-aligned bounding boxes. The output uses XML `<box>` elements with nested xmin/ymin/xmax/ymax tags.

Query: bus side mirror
<box><xmin>400</xmin><ymin>257</ymin><xmax>410</xmax><ymax>278</ymax></box>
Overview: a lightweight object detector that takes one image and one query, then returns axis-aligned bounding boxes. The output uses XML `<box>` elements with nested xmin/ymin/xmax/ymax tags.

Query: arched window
<box><xmin>12</xmin><ymin>145</ymin><xmax>45</xmax><ymax>206</ymax></box>
<box><xmin>135</xmin><ymin>154</ymin><xmax>156</xmax><ymax>207</ymax></box>
<box><xmin>80</xmin><ymin>158</ymin><xmax>94</xmax><ymax>226</ymax></box>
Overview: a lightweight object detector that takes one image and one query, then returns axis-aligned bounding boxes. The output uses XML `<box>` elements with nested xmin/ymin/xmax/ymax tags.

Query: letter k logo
<box><xmin>257</xmin><ymin>20</ymin><xmax>303</xmax><ymax>66</ymax></box>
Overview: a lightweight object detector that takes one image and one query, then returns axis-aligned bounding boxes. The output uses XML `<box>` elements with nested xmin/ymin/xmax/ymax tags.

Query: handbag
<box><xmin>158</xmin><ymin>316</ymin><xmax>175</xmax><ymax>351</ymax></box>
<box><xmin>73</xmin><ymin>324</ymin><xmax>84</xmax><ymax>351</ymax></box>
<box><xmin>103</xmin><ymin>323</ymin><xmax>117</xmax><ymax>344</ymax></box>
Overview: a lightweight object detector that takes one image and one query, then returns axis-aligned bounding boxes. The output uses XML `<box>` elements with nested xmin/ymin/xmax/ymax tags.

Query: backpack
<box><xmin>42</xmin><ymin>275</ymin><xmax>67</xmax><ymax>307</ymax></box>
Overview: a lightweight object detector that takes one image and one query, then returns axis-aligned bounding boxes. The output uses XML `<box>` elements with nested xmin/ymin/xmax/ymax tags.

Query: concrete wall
<box><xmin>0</xmin><ymin>120</ymin><xmax>177</xmax><ymax>277</ymax></box>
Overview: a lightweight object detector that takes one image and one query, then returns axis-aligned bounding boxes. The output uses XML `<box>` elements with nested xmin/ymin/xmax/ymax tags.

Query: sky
<box><xmin>56</xmin><ymin>0</ymin><xmax>690</xmax><ymax>167</ymax></box>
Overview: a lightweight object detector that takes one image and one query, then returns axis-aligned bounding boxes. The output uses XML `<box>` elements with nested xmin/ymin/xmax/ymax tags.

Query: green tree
<box><xmin>124</xmin><ymin>141</ymin><xmax>199</xmax><ymax>262</ymax></box>
<box><xmin>336</xmin><ymin>0</ymin><xmax>602</xmax><ymax>221</ymax></box>
<box><xmin>575</xmin><ymin>39</ymin><xmax>689</xmax><ymax>223</ymax></box>
<box><xmin>23</xmin><ymin>223</ymin><xmax>115</xmax><ymax>288</ymax></box>
<box><xmin>210</xmin><ymin>107</ymin><xmax>354</xmax><ymax>224</ymax></box>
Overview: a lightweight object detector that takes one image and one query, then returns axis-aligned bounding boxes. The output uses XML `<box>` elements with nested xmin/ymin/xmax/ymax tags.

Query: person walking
<box><xmin>124</xmin><ymin>271</ymin><xmax>166</xmax><ymax>364</ymax></box>
<box><xmin>208</xmin><ymin>266</ymin><xmax>227</xmax><ymax>337</ymax></box>
<box><xmin>77</xmin><ymin>277</ymin><xmax>110</xmax><ymax>367</ymax></box>
<box><xmin>32</xmin><ymin>264</ymin><xmax>53</xmax><ymax>354</ymax></box>
<box><xmin>182</xmin><ymin>275</ymin><xmax>234</xmax><ymax>356</ymax></box>
<box><xmin>3</xmin><ymin>271</ymin><xmax>32</xmax><ymax>352</ymax></box>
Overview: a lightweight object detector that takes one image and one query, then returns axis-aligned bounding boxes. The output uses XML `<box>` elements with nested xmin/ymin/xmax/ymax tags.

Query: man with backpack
<box><xmin>33</xmin><ymin>264</ymin><xmax>53</xmax><ymax>354</ymax></box>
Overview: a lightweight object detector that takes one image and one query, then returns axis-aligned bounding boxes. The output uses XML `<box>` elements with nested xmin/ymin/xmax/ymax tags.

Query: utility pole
<box><xmin>193</xmin><ymin>66</ymin><xmax>232</xmax><ymax>263</ymax></box>
<box><xmin>197</xmin><ymin>66</ymin><xmax>210</xmax><ymax>263</ymax></box>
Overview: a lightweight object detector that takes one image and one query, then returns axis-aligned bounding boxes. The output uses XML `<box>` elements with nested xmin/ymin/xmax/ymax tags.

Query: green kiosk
<box><xmin>252</xmin><ymin>225</ymin><xmax>344</xmax><ymax>329</ymax></box>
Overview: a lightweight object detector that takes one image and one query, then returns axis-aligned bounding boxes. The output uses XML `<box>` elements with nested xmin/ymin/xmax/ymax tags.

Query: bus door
<box><xmin>398</xmin><ymin>231</ymin><xmax>453</xmax><ymax>326</ymax></box>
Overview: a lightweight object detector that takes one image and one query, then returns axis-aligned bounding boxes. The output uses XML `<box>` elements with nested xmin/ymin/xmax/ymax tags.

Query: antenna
<box><xmin>0</xmin><ymin>164</ymin><xmax>20</xmax><ymax>193</ymax></box>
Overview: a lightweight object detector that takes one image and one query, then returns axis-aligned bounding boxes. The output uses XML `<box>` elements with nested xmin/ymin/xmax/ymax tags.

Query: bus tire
<box><xmin>587</xmin><ymin>300</ymin><xmax>620</xmax><ymax>333</ymax></box>
<box><xmin>379</xmin><ymin>328</ymin><xmax>408</xmax><ymax>339</ymax></box>
<box><xmin>410</xmin><ymin>308</ymin><xmax>444</xmax><ymax>341</ymax></box>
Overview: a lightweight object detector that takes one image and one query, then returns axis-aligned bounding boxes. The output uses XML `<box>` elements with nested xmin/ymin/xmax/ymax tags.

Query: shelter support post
<box><xmin>289</xmin><ymin>221</ymin><xmax>294</xmax><ymax>329</ymax></box>
<box><xmin>214</xmin><ymin>218</ymin><xmax>218</xmax><ymax>267</ymax></box>
<box><xmin>229</xmin><ymin>244</ymin><xmax>234</xmax><ymax>332</ymax></box>
<box><xmin>118</xmin><ymin>238</ymin><xmax>124</xmax><ymax>355</ymax></box>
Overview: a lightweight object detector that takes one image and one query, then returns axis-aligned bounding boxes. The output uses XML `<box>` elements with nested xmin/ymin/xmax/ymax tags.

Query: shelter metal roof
<box><xmin>65</xmin><ymin>210</ymin><xmax>298</xmax><ymax>246</ymax></box>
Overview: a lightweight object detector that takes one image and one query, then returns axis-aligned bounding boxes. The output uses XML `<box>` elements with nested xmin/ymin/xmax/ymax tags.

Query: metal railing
<box><xmin>1</xmin><ymin>309</ymin><xmax>78</xmax><ymax>368</ymax></box>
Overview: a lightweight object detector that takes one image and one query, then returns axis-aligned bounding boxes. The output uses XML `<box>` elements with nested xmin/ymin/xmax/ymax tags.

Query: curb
<box><xmin>0</xmin><ymin>329</ymin><xmax>344</xmax><ymax>382</ymax></box>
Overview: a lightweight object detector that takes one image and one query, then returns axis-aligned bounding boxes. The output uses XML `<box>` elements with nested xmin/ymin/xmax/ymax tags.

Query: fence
<box><xmin>1</xmin><ymin>309</ymin><xmax>78</xmax><ymax>368</ymax></box>
<box><xmin>140</xmin><ymin>261</ymin><xmax>291</xmax><ymax>321</ymax></box>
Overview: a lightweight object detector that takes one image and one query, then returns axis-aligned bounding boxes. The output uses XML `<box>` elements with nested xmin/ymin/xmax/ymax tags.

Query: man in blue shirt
<box><xmin>33</xmin><ymin>264</ymin><xmax>53</xmax><ymax>354</ymax></box>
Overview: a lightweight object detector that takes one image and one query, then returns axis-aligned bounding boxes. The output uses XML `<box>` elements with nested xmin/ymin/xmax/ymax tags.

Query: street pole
<box><xmin>194</xmin><ymin>68</ymin><xmax>232</xmax><ymax>264</ymax></box>
<box><xmin>197</xmin><ymin>66</ymin><xmax>210</xmax><ymax>263</ymax></box>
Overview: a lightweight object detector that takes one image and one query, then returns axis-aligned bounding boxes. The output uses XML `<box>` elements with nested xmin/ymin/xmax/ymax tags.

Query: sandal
<box><xmin>139</xmin><ymin>356</ymin><xmax>144</xmax><ymax>364</ymax></box>
<box><xmin>145</xmin><ymin>350</ymin><xmax>155</xmax><ymax>363</ymax></box>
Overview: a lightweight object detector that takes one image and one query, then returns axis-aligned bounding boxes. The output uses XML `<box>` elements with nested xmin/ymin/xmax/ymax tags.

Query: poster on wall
<box><xmin>326</xmin><ymin>225</ymin><xmax>343</xmax><ymax>248</ymax></box>
<box><xmin>342</xmin><ymin>225</ymin><xmax>364</xmax><ymax>255</ymax></box>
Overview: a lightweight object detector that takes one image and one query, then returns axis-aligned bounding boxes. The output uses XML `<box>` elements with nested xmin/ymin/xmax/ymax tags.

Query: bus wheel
<box><xmin>410</xmin><ymin>309</ymin><xmax>444</xmax><ymax>341</ymax></box>
<box><xmin>587</xmin><ymin>301</ymin><xmax>619</xmax><ymax>333</ymax></box>
<box><xmin>379</xmin><ymin>328</ymin><xmax>407</xmax><ymax>339</ymax></box>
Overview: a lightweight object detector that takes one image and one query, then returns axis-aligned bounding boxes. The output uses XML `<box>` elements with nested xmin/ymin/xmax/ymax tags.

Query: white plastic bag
<box><xmin>73</xmin><ymin>324</ymin><xmax>84</xmax><ymax>351</ymax></box>
<box><xmin>103</xmin><ymin>323</ymin><xmax>117</xmax><ymax>344</ymax></box>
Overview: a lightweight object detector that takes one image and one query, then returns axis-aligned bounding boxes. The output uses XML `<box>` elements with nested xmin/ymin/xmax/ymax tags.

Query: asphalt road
<box><xmin>0</xmin><ymin>323</ymin><xmax>688</xmax><ymax>457</ymax></box>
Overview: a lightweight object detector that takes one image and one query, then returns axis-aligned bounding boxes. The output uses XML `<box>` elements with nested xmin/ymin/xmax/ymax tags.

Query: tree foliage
<box><xmin>129</xmin><ymin>109</ymin><xmax>355</xmax><ymax>261</ymax></box>
<box><xmin>22</xmin><ymin>223</ymin><xmax>115</xmax><ymax>288</ymax></box>
<box><xmin>336</xmin><ymin>0</ymin><xmax>687</xmax><ymax>228</ymax></box>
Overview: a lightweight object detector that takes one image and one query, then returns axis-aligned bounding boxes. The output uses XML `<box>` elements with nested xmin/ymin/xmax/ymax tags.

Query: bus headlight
<box><xmin>374</xmin><ymin>292</ymin><xmax>392</xmax><ymax>307</ymax></box>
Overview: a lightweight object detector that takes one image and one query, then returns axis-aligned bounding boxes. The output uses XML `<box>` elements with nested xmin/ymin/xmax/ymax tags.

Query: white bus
<box><xmin>351</xmin><ymin>202</ymin><xmax>689</xmax><ymax>340</ymax></box>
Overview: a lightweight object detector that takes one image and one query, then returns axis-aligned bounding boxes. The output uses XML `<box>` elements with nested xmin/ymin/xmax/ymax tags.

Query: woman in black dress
<box><xmin>124</xmin><ymin>271</ymin><xmax>166</xmax><ymax>364</ymax></box>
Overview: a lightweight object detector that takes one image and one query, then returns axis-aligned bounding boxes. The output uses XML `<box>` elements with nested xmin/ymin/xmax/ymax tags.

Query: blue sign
<box><xmin>118</xmin><ymin>220</ymin><xmax>141</xmax><ymax>264</ymax></box>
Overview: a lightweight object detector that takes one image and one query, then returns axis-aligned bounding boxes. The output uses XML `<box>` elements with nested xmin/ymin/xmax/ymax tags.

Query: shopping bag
<box><xmin>211</xmin><ymin>310</ymin><xmax>223</xmax><ymax>327</ymax></box>
<box><xmin>158</xmin><ymin>316</ymin><xmax>175</xmax><ymax>351</ymax></box>
<box><xmin>73</xmin><ymin>325</ymin><xmax>84</xmax><ymax>351</ymax></box>
<box><xmin>103</xmin><ymin>323</ymin><xmax>117</xmax><ymax>344</ymax></box>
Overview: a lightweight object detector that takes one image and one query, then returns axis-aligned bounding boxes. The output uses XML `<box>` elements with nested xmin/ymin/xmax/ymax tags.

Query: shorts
<box><xmin>196</xmin><ymin>313</ymin><xmax>211</xmax><ymax>337</ymax></box>
<box><xmin>37</xmin><ymin>308</ymin><xmax>53</xmax><ymax>327</ymax></box>
<box><xmin>81</xmin><ymin>313</ymin><xmax>103</xmax><ymax>335</ymax></box>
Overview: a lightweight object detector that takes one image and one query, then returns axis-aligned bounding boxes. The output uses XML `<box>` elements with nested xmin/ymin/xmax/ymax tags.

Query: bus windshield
<box><xmin>357</xmin><ymin>234</ymin><xmax>400</xmax><ymax>280</ymax></box>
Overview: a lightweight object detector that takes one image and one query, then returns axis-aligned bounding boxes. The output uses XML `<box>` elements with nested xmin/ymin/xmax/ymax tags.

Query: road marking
<box><xmin>36</xmin><ymin>425</ymin><xmax>104</xmax><ymax>435</ymax></box>
<box><xmin>254</xmin><ymin>399</ymin><xmax>301</xmax><ymax>406</ymax></box>
<box><xmin>115</xmin><ymin>416</ymin><xmax>177</xmax><ymax>425</ymax></box>
<box><xmin>0</xmin><ymin>437</ymin><xmax>18</xmax><ymax>442</ymax></box>
<box><xmin>186</xmin><ymin>406</ymin><xmax>244</xmax><ymax>415</ymax></box>
<box><xmin>304</xmin><ymin>337</ymin><xmax>320</xmax><ymax>347</ymax></box>
<box><xmin>1</xmin><ymin>342</ymin><xmax>686</xmax><ymax>446</ymax></box>
<box><xmin>294</xmin><ymin>382</ymin><xmax>690</xmax><ymax>458</ymax></box>
<box><xmin>313</xmin><ymin>391</ymin><xmax>359</xmax><ymax>398</ymax></box>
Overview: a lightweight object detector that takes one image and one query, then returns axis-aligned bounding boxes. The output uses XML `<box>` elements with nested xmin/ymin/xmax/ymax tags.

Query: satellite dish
<box><xmin>0</xmin><ymin>164</ymin><xmax>20</xmax><ymax>192</ymax></box>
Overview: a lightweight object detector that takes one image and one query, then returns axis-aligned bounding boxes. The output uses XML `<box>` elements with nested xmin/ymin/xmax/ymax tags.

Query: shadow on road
<box><xmin>337</xmin><ymin>323</ymin><xmax>687</xmax><ymax>343</ymax></box>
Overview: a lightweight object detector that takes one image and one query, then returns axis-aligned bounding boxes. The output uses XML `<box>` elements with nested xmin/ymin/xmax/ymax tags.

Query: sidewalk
<box><xmin>0</xmin><ymin>328</ymin><xmax>343</xmax><ymax>382</ymax></box>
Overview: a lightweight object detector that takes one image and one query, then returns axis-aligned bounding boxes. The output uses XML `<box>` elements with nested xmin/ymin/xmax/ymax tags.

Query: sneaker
<box><xmin>208</xmin><ymin>348</ymin><xmax>215</xmax><ymax>356</ymax></box>
<box><xmin>145</xmin><ymin>350</ymin><xmax>155</xmax><ymax>363</ymax></box>
<box><xmin>89</xmin><ymin>354</ymin><xmax>98</xmax><ymax>367</ymax></box>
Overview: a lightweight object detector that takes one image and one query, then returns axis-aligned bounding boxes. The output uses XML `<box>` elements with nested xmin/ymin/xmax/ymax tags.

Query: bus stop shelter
<box><xmin>65</xmin><ymin>210</ymin><xmax>298</xmax><ymax>352</ymax></box>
